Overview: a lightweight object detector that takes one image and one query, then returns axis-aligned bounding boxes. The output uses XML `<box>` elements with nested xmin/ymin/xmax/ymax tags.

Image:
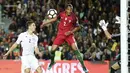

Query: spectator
<box><xmin>42</xmin><ymin>49</ymin><xmax>51</xmax><ymax>60</ymax></box>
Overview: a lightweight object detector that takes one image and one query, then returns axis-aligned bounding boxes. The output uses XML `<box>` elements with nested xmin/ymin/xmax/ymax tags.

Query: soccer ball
<box><xmin>47</xmin><ymin>9</ymin><xmax>57</xmax><ymax>19</ymax></box>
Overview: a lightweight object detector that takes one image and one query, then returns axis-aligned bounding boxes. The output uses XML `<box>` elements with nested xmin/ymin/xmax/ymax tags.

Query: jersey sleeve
<box><xmin>57</xmin><ymin>11</ymin><xmax>65</xmax><ymax>19</ymax></box>
<box><xmin>73</xmin><ymin>14</ymin><xmax>79</xmax><ymax>27</ymax></box>
<box><xmin>74</xmin><ymin>17</ymin><xmax>80</xmax><ymax>27</ymax></box>
<box><xmin>111</xmin><ymin>34</ymin><xmax>120</xmax><ymax>42</ymax></box>
<box><xmin>56</xmin><ymin>12</ymin><xmax>61</xmax><ymax>19</ymax></box>
<box><xmin>34</xmin><ymin>36</ymin><xmax>38</xmax><ymax>47</ymax></box>
<box><xmin>107</xmin><ymin>39</ymin><xmax>114</xmax><ymax>44</ymax></box>
<box><xmin>16</xmin><ymin>33</ymin><xmax>23</xmax><ymax>44</ymax></box>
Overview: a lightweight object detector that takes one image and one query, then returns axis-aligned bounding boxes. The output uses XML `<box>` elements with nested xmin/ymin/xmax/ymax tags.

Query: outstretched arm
<box><xmin>34</xmin><ymin>37</ymin><xmax>43</xmax><ymax>57</ymax></box>
<box><xmin>3</xmin><ymin>43</ymin><xmax>18</xmax><ymax>57</ymax></box>
<box><xmin>104</xmin><ymin>30</ymin><xmax>112</xmax><ymax>39</ymax></box>
<box><xmin>40</xmin><ymin>17</ymin><xmax>57</xmax><ymax>28</ymax></box>
<box><xmin>99</xmin><ymin>20</ymin><xmax>112</xmax><ymax>39</ymax></box>
<box><xmin>3</xmin><ymin>33</ymin><xmax>23</xmax><ymax>57</ymax></box>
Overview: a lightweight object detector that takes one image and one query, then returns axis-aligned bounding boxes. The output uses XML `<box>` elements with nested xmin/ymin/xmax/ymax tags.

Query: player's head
<box><xmin>27</xmin><ymin>20</ymin><xmax>36</xmax><ymax>32</ymax></box>
<box><xmin>65</xmin><ymin>4</ymin><xmax>73</xmax><ymax>15</ymax></box>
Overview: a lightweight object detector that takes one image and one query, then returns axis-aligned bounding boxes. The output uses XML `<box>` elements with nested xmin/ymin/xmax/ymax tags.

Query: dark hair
<box><xmin>26</xmin><ymin>20</ymin><xmax>34</xmax><ymax>28</ymax></box>
<box><xmin>65</xmin><ymin>4</ymin><xmax>73</xmax><ymax>9</ymax></box>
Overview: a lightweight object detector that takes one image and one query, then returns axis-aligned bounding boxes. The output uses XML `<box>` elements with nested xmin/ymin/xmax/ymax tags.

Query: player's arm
<box><xmin>3</xmin><ymin>33</ymin><xmax>23</xmax><ymax>57</ymax></box>
<box><xmin>40</xmin><ymin>17</ymin><xmax>57</xmax><ymax>28</ymax></box>
<box><xmin>104</xmin><ymin>30</ymin><xmax>112</xmax><ymax>39</ymax></box>
<box><xmin>99</xmin><ymin>20</ymin><xmax>112</xmax><ymax>39</ymax></box>
<box><xmin>34</xmin><ymin>47</ymin><xmax>42</xmax><ymax>57</ymax></box>
<box><xmin>69</xmin><ymin>22</ymin><xmax>80</xmax><ymax>33</ymax></box>
<box><xmin>72</xmin><ymin>17</ymin><xmax>81</xmax><ymax>32</ymax></box>
<box><xmin>3</xmin><ymin>43</ymin><xmax>18</xmax><ymax>57</ymax></box>
<box><xmin>65</xmin><ymin>26</ymin><xmax>80</xmax><ymax>36</ymax></box>
<box><xmin>34</xmin><ymin>47</ymin><xmax>40</xmax><ymax>54</ymax></box>
<box><xmin>72</xmin><ymin>26</ymin><xmax>80</xmax><ymax>32</ymax></box>
<box><xmin>34</xmin><ymin>36</ymin><xmax>43</xmax><ymax>57</ymax></box>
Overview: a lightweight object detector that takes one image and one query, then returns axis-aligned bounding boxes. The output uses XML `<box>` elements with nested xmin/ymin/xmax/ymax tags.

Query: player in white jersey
<box><xmin>4</xmin><ymin>21</ymin><xmax>43</xmax><ymax>73</ymax></box>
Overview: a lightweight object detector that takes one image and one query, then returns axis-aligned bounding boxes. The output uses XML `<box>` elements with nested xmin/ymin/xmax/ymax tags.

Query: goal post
<box><xmin>121</xmin><ymin>0</ymin><xmax>128</xmax><ymax>73</ymax></box>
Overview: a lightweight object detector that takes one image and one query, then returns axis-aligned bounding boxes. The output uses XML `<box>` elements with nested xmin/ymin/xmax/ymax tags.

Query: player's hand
<box><xmin>40</xmin><ymin>24</ymin><xmax>44</xmax><ymax>29</ymax></box>
<box><xmin>38</xmin><ymin>52</ymin><xmax>43</xmax><ymax>57</ymax></box>
<box><xmin>99</xmin><ymin>20</ymin><xmax>105</xmax><ymax>27</ymax></box>
<box><xmin>115</xmin><ymin>16</ymin><xmax>120</xmax><ymax>24</ymax></box>
<box><xmin>40</xmin><ymin>23</ymin><xmax>44</xmax><ymax>31</ymax></box>
<box><xmin>3</xmin><ymin>53</ymin><xmax>8</xmax><ymax>59</ymax></box>
<box><xmin>3</xmin><ymin>53</ymin><xmax>8</xmax><ymax>57</ymax></box>
<box><xmin>40</xmin><ymin>20</ymin><xmax>46</xmax><ymax>29</ymax></box>
<box><xmin>99</xmin><ymin>20</ymin><xmax>108</xmax><ymax>31</ymax></box>
<box><xmin>65</xmin><ymin>31</ymin><xmax>72</xmax><ymax>36</ymax></box>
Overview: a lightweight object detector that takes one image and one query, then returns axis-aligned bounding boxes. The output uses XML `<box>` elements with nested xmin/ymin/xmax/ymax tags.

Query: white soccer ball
<box><xmin>47</xmin><ymin>9</ymin><xmax>57</xmax><ymax>19</ymax></box>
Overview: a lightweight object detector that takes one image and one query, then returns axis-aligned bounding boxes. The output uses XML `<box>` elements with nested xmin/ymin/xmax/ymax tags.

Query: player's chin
<box><xmin>67</xmin><ymin>13</ymin><xmax>71</xmax><ymax>16</ymax></box>
<box><xmin>33</xmin><ymin>29</ymin><xmax>36</xmax><ymax>32</ymax></box>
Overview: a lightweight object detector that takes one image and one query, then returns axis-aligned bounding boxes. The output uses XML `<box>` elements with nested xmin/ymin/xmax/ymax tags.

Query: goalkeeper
<box><xmin>99</xmin><ymin>18</ymin><xmax>120</xmax><ymax>73</ymax></box>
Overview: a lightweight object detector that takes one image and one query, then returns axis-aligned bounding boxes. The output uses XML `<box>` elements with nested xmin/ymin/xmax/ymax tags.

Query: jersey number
<box><xmin>64</xmin><ymin>22</ymin><xmax>66</xmax><ymax>26</ymax></box>
<box><xmin>29</xmin><ymin>39</ymin><xmax>31</xmax><ymax>43</ymax></box>
<box><xmin>63</xmin><ymin>20</ymin><xmax>71</xmax><ymax>26</ymax></box>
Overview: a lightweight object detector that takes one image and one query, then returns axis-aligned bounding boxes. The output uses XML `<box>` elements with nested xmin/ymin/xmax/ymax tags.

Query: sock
<box><xmin>50</xmin><ymin>50</ymin><xmax>55</xmax><ymax>62</ymax></box>
<box><xmin>110</xmin><ymin>67</ymin><xmax>116</xmax><ymax>73</ymax></box>
<box><xmin>74</xmin><ymin>50</ymin><xmax>85</xmax><ymax>68</ymax></box>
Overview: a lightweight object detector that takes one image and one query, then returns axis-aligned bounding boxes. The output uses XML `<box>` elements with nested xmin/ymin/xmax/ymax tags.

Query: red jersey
<box><xmin>57</xmin><ymin>11</ymin><xmax>79</xmax><ymax>35</ymax></box>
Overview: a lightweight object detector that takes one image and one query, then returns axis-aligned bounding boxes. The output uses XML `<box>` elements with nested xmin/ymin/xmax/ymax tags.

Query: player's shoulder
<box><xmin>60</xmin><ymin>11</ymin><xmax>65</xmax><ymax>14</ymax></box>
<box><xmin>18</xmin><ymin>32</ymin><xmax>26</xmax><ymax>37</ymax></box>
<box><xmin>33</xmin><ymin>34</ymin><xmax>38</xmax><ymax>39</ymax></box>
<box><xmin>71</xmin><ymin>12</ymin><xmax>76</xmax><ymax>17</ymax></box>
<box><xmin>59</xmin><ymin>11</ymin><xmax>65</xmax><ymax>15</ymax></box>
<box><xmin>71</xmin><ymin>12</ymin><xmax>75</xmax><ymax>15</ymax></box>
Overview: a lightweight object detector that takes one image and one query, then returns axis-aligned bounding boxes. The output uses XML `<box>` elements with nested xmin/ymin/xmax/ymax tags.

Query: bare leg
<box><xmin>24</xmin><ymin>68</ymin><xmax>31</xmax><ymax>73</ymax></box>
<box><xmin>36</xmin><ymin>66</ymin><xmax>43</xmax><ymax>73</ymax></box>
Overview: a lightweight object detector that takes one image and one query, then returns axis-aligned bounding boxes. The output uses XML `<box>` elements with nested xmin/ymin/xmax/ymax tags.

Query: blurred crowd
<box><xmin>0</xmin><ymin>0</ymin><xmax>120</xmax><ymax>61</ymax></box>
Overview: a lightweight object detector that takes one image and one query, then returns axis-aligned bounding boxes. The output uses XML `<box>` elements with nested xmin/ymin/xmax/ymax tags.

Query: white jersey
<box><xmin>16</xmin><ymin>32</ymin><xmax>38</xmax><ymax>56</ymax></box>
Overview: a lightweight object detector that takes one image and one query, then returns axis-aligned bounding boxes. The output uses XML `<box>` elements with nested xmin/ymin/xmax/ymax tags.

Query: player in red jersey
<box><xmin>41</xmin><ymin>4</ymin><xmax>89</xmax><ymax>73</ymax></box>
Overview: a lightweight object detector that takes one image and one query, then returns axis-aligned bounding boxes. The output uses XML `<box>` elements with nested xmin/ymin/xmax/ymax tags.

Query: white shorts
<box><xmin>21</xmin><ymin>55</ymin><xmax>40</xmax><ymax>73</ymax></box>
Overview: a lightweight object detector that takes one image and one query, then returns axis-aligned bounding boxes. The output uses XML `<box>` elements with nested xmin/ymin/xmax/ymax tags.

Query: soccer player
<box><xmin>4</xmin><ymin>21</ymin><xmax>43</xmax><ymax>73</ymax></box>
<box><xmin>41</xmin><ymin>4</ymin><xmax>89</xmax><ymax>73</ymax></box>
<box><xmin>99</xmin><ymin>19</ymin><xmax>120</xmax><ymax>73</ymax></box>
